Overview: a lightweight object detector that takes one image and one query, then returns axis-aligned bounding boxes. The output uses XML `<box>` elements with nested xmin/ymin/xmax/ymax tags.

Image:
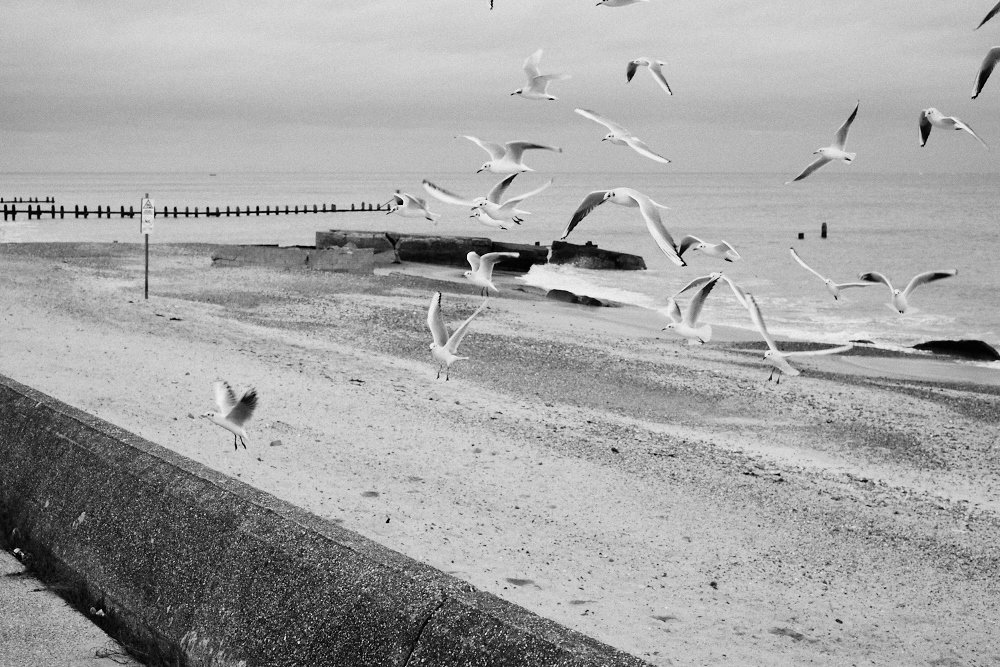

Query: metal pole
<box><xmin>144</xmin><ymin>192</ymin><xmax>149</xmax><ymax>300</ymax></box>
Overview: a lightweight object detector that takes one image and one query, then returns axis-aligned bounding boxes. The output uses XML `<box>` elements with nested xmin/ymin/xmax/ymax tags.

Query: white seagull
<box><xmin>422</xmin><ymin>175</ymin><xmax>551</xmax><ymax>224</ymax></box>
<box><xmin>465</xmin><ymin>251</ymin><xmax>520</xmax><ymax>295</ymax></box>
<box><xmin>511</xmin><ymin>49</ymin><xmax>570</xmax><ymax>101</ymax></box>
<box><xmin>469</xmin><ymin>208</ymin><xmax>513</xmax><ymax>231</ymax></box>
<box><xmin>661</xmin><ymin>273</ymin><xmax>722</xmax><ymax>345</ymax></box>
<box><xmin>677</xmin><ymin>235</ymin><xmax>740</xmax><ymax>263</ymax></box>
<box><xmin>626</xmin><ymin>57</ymin><xmax>672</xmax><ymax>95</ymax></box>
<box><xmin>857</xmin><ymin>269</ymin><xmax>958</xmax><ymax>314</ymax></box>
<box><xmin>427</xmin><ymin>292</ymin><xmax>487</xmax><ymax>380</ymax></box>
<box><xmin>386</xmin><ymin>191</ymin><xmax>440</xmax><ymax>221</ymax></box>
<box><xmin>574</xmin><ymin>108</ymin><xmax>671</xmax><ymax>164</ymax></box>
<box><xmin>201</xmin><ymin>381</ymin><xmax>258</xmax><ymax>450</ymax></box>
<box><xmin>789</xmin><ymin>247</ymin><xmax>873</xmax><ymax>300</ymax></box>
<box><xmin>919</xmin><ymin>108</ymin><xmax>988</xmax><ymax>149</ymax></box>
<box><xmin>459</xmin><ymin>135</ymin><xmax>562</xmax><ymax>174</ymax></box>
<box><xmin>975</xmin><ymin>2</ymin><xmax>1000</xmax><ymax>29</ymax></box>
<box><xmin>972</xmin><ymin>47</ymin><xmax>1000</xmax><ymax>99</ymax></box>
<box><xmin>561</xmin><ymin>187</ymin><xmax>685</xmax><ymax>267</ymax></box>
<box><xmin>786</xmin><ymin>101</ymin><xmax>859</xmax><ymax>183</ymax></box>
<box><xmin>745</xmin><ymin>293</ymin><xmax>853</xmax><ymax>383</ymax></box>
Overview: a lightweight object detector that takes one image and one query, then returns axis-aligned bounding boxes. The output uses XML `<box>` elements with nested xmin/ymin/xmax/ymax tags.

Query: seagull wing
<box><xmin>478</xmin><ymin>252</ymin><xmax>520</xmax><ymax>275</ymax></box>
<box><xmin>623</xmin><ymin>136</ymin><xmax>672</xmax><ymax>164</ymax></box>
<box><xmin>663</xmin><ymin>297</ymin><xmax>682</xmax><ymax>324</ymax></box>
<box><xmin>646</xmin><ymin>60</ymin><xmax>673</xmax><ymax>95</ymax></box>
<box><xmin>783</xmin><ymin>344</ymin><xmax>854</xmax><ymax>359</ymax></box>
<box><xmin>745</xmin><ymin>293</ymin><xmax>780</xmax><ymax>353</ymax></box>
<box><xmin>857</xmin><ymin>271</ymin><xmax>894</xmax><ymax>291</ymax></box>
<box><xmin>721</xmin><ymin>275</ymin><xmax>749</xmax><ymax>309</ymax></box>
<box><xmin>423</xmin><ymin>180</ymin><xmax>476</xmax><ymax>207</ymax></box>
<box><xmin>973</xmin><ymin>47</ymin><xmax>1000</xmax><ymax>98</ymax></box>
<box><xmin>685</xmin><ymin>274</ymin><xmax>721</xmax><ymax>326</ymax></box>
<box><xmin>901</xmin><ymin>269</ymin><xmax>957</xmax><ymax>298</ymax></box>
<box><xmin>831</xmin><ymin>281</ymin><xmax>876</xmax><ymax>291</ymax></box>
<box><xmin>213</xmin><ymin>380</ymin><xmax>238</xmax><ymax>413</ymax></box>
<box><xmin>574</xmin><ymin>107</ymin><xmax>629</xmax><ymax>135</ymax></box>
<box><xmin>626</xmin><ymin>60</ymin><xmax>640</xmax><ymax>83</ymax></box>
<box><xmin>486</xmin><ymin>174</ymin><xmax>518</xmax><ymax>204</ymax></box>
<box><xmin>226</xmin><ymin>388</ymin><xmax>258</xmax><ymax>427</ymax></box>
<box><xmin>466</xmin><ymin>251</ymin><xmax>481</xmax><ymax>272</ymax></box>
<box><xmin>789</xmin><ymin>247</ymin><xmax>828</xmax><ymax>282</ymax></box>
<box><xmin>975</xmin><ymin>1</ymin><xmax>1000</xmax><ymax>29</ymax></box>
<box><xmin>501</xmin><ymin>178</ymin><xmax>552</xmax><ymax>206</ymax></box>
<box><xmin>919</xmin><ymin>113</ymin><xmax>933</xmax><ymax>147</ymax></box>
<box><xmin>673</xmin><ymin>271</ymin><xmax>718</xmax><ymax>297</ymax></box>
<box><xmin>523</xmin><ymin>49</ymin><xmax>543</xmax><ymax>80</ymax></box>
<box><xmin>560</xmin><ymin>190</ymin><xmax>609</xmax><ymax>239</ymax></box>
<box><xmin>504</xmin><ymin>141</ymin><xmax>562</xmax><ymax>162</ymax></box>
<box><xmin>787</xmin><ymin>155</ymin><xmax>833</xmax><ymax>183</ymax></box>
<box><xmin>677</xmin><ymin>235</ymin><xmax>702</xmax><ymax>258</ymax></box>
<box><xmin>446</xmin><ymin>299</ymin><xmax>488</xmax><ymax>353</ymax></box>
<box><xmin>460</xmin><ymin>135</ymin><xmax>504</xmax><ymax>160</ymax></box>
<box><xmin>625</xmin><ymin>188</ymin><xmax>685</xmax><ymax>266</ymax></box>
<box><xmin>833</xmin><ymin>101</ymin><xmax>859</xmax><ymax>150</ymax></box>
<box><xmin>955</xmin><ymin>118</ymin><xmax>989</xmax><ymax>148</ymax></box>
<box><xmin>427</xmin><ymin>291</ymin><xmax>449</xmax><ymax>347</ymax></box>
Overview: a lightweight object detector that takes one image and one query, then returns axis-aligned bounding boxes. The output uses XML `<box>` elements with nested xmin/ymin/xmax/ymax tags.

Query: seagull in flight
<box><xmin>511</xmin><ymin>49</ymin><xmax>570</xmax><ymax>101</ymax></box>
<box><xmin>972</xmin><ymin>47</ymin><xmax>1000</xmax><ymax>99</ymax></box>
<box><xmin>574</xmin><ymin>108</ymin><xmax>671</xmax><ymax>164</ymax></box>
<box><xmin>386</xmin><ymin>191</ymin><xmax>440</xmax><ymax>221</ymax></box>
<box><xmin>561</xmin><ymin>187</ymin><xmax>685</xmax><ymax>266</ymax></box>
<box><xmin>677</xmin><ymin>236</ymin><xmax>740</xmax><ymax>263</ymax></box>
<box><xmin>427</xmin><ymin>292</ymin><xmax>487</xmax><ymax>380</ymax></box>
<box><xmin>920</xmin><ymin>108</ymin><xmax>988</xmax><ymax>149</ymax></box>
<box><xmin>465</xmin><ymin>251</ymin><xmax>520</xmax><ymax>295</ymax></box>
<box><xmin>857</xmin><ymin>269</ymin><xmax>958</xmax><ymax>314</ymax></box>
<box><xmin>459</xmin><ymin>135</ymin><xmax>562</xmax><ymax>174</ymax></box>
<box><xmin>202</xmin><ymin>381</ymin><xmax>258</xmax><ymax>450</ymax></box>
<box><xmin>786</xmin><ymin>101</ymin><xmax>859</xmax><ymax>183</ymax></box>
<box><xmin>626</xmin><ymin>57</ymin><xmax>672</xmax><ymax>95</ymax></box>
<box><xmin>661</xmin><ymin>273</ymin><xmax>722</xmax><ymax>345</ymax></box>
<box><xmin>789</xmin><ymin>247</ymin><xmax>873</xmax><ymax>300</ymax></box>
<box><xmin>745</xmin><ymin>293</ymin><xmax>853</xmax><ymax>383</ymax></box>
<box><xmin>422</xmin><ymin>174</ymin><xmax>551</xmax><ymax>224</ymax></box>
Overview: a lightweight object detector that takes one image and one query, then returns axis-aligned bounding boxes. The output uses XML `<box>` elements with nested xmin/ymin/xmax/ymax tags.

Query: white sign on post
<box><xmin>140</xmin><ymin>197</ymin><xmax>155</xmax><ymax>234</ymax></box>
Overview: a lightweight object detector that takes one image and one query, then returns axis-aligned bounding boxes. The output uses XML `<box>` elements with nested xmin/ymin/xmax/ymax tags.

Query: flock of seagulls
<box><xmin>202</xmin><ymin>2</ymin><xmax>987</xmax><ymax>447</ymax></box>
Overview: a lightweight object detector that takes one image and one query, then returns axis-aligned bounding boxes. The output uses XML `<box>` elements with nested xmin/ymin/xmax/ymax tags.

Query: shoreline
<box><xmin>1</xmin><ymin>241</ymin><xmax>998</xmax><ymax>665</ymax></box>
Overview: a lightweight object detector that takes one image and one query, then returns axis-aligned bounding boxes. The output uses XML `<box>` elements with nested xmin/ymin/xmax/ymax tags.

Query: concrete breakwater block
<box><xmin>549</xmin><ymin>240</ymin><xmax>646</xmax><ymax>271</ymax></box>
<box><xmin>546</xmin><ymin>288</ymin><xmax>611</xmax><ymax>307</ymax></box>
<box><xmin>210</xmin><ymin>244</ymin><xmax>374</xmax><ymax>274</ymax></box>
<box><xmin>315</xmin><ymin>230</ymin><xmax>399</xmax><ymax>265</ymax></box>
<box><xmin>0</xmin><ymin>375</ymin><xmax>651</xmax><ymax>667</ymax></box>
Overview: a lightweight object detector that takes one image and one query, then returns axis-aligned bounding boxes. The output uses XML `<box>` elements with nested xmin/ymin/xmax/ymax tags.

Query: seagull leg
<box><xmin>240</xmin><ymin>436</ymin><xmax>247</xmax><ymax>449</ymax></box>
<box><xmin>233</xmin><ymin>434</ymin><xmax>238</xmax><ymax>451</ymax></box>
<box><xmin>436</xmin><ymin>367</ymin><xmax>441</xmax><ymax>380</ymax></box>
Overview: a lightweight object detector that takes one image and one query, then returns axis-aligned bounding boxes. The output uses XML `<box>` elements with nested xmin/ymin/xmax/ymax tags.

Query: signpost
<box><xmin>141</xmin><ymin>194</ymin><xmax>154</xmax><ymax>299</ymax></box>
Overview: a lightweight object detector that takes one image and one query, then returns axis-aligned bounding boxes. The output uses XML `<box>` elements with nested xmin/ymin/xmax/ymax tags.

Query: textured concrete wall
<box><xmin>210</xmin><ymin>244</ymin><xmax>374</xmax><ymax>274</ymax></box>
<box><xmin>0</xmin><ymin>375</ymin><xmax>650</xmax><ymax>667</ymax></box>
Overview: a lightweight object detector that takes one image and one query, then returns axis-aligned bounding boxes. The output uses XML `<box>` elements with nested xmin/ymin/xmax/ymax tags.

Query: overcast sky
<box><xmin>3</xmin><ymin>1</ymin><xmax>1000</xmax><ymax>174</ymax></box>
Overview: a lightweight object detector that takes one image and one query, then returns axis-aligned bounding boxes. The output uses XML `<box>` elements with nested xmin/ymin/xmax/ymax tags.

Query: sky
<box><xmin>3</xmin><ymin>1</ymin><xmax>1000</xmax><ymax>174</ymax></box>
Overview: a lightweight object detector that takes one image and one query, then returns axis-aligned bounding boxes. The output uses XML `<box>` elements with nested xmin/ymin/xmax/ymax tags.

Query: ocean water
<box><xmin>1</xmin><ymin>170</ymin><xmax>998</xmax><ymax>354</ymax></box>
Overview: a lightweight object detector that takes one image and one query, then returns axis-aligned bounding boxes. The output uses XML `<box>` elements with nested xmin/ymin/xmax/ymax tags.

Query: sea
<box><xmin>1</xmin><ymin>170</ymin><xmax>998</xmax><ymax>358</ymax></box>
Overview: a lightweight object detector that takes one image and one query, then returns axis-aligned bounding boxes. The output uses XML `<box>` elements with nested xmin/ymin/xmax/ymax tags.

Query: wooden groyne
<box><xmin>1</xmin><ymin>201</ymin><xmax>387</xmax><ymax>221</ymax></box>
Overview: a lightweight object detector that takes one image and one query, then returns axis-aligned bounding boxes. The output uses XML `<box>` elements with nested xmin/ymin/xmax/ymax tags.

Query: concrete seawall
<box><xmin>0</xmin><ymin>374</ymin><xmax>650</xmax><ymax>667</ymax></box>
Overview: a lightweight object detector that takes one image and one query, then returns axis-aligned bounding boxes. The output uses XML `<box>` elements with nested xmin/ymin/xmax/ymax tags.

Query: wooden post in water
<box><xmin>821</xmin><ymin>222</ymin><xmax>828</xmax><ymax>239</ymax></box>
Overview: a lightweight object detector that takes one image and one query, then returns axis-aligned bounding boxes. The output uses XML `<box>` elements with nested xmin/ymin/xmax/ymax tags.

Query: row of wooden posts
<box><xmin>0</xmin><ymin>196</ymin><xmax>55</xmax><ymax>203</ymax></box>
<box><xmin>1</xmin><ymin>201</ymin><xmax>387</xmax><ymax>221</ymax></box>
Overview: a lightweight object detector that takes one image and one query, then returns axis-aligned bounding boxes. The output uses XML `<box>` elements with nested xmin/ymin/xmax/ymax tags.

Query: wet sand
<box><xmin>1</xmin><ymin>242</ymin><xmax>998</xmax><ymax>666</ymax></box>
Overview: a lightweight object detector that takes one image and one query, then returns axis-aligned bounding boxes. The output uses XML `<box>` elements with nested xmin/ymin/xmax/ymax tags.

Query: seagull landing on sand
<box><xmin>422</xmin><ymin>174</ymin><xmax>551</xmax><ymax>224</ymax></box>
<box><xmin>465</xmin><ymin>251</ymin><xmax>520</xmax><ymax>296</ymax></box>
<box><xmin>512</xmin><ymin>49</ymin><xmax>570</xmax><ymax>101</ymax></box>
<box><xmin>427</xmin><ymin>292</ymin><xmax>487</xmax><ymax>380</ymax></box>
<box><xmin>745</xmin><ymin>293</ymin><xmax>853</xmax><ymax>383</ymax></box>
<box><xmin>574</xmin><ymin>108</ymin><xmax>671</xmax><ymax>164</ymax></box>
<box><xmin>678</xmin><ymin>236</ymin><xmax>740</xmax><ymax>263</ymax></box>
<box><xmin>857</xmin><ymin>269</ymin><xmax>958</xmax><ymax>314</ymax></box>
<box><xmin>459</xmin><ymin>135</ymin><xmax>562</xmax><ymax>174</ymax></box>
<box><xmin>661</xmin><ymin>273</ymin><xmax>722</xmax><ymax>345</ymax></box>
<box><xmin>386</xmin><ymin>191</ymin><xmax>440</xmax><ymax>221</ymax></box>
<box><xmin>561</xmin><ymin>187</ymin><xmax>685</xmax><ymax>267</ymax></box>
<box><xmin>920</xmin><ymin>108</ymin><xmax>988</xmax><ymax>149</ymax></box>
<box><xmin>202</xmin><ymin>381</ymin><xmax>258</xmax><ymax>450</ymax></box>
<box><xmin>786</xmin><ymin>101</ymin><xmax>859</xmax><ymax>184</ymax></box>
<box><xmin>626</xmin><ymin>57</ymin><xmax>672</xmax><ymax>95</ymax></box>
<box><xmin>789</xmin><ymin>247</ymin><xmax>873</xmax><ymax>300</ymax></box>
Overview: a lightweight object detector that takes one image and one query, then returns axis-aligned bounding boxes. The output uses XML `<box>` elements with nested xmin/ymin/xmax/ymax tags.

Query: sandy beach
<box><xmin>1</xmin><ymin>241</ymin><xmax>998</xmax><ymax>666</ymax></box>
